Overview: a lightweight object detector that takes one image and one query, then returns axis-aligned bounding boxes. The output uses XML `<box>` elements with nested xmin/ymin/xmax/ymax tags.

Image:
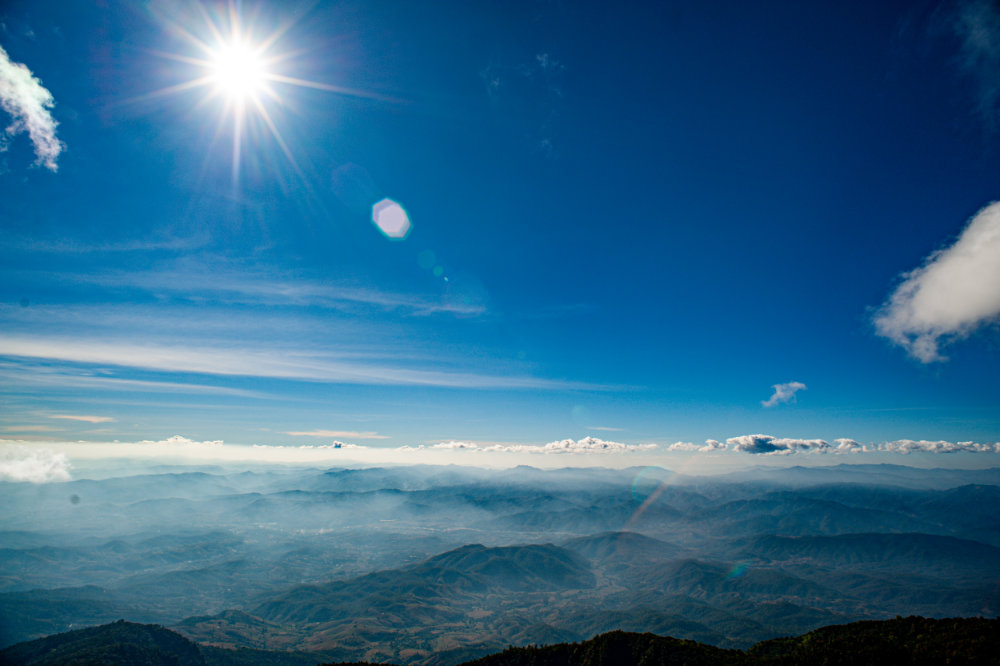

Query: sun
<box><xmin>149</xmin><ymin>2</ymin><xmax>382</xmax><ymax>186</ymax></box>
<box><xmin>209</xmin><ymin>40</ymin><xmax>268</xmax><ymax>102</ymax></box>
<box><xmin>147</xmin><ymin>3</ymin><xmax>304</xmax><ymax>182</ymax></box>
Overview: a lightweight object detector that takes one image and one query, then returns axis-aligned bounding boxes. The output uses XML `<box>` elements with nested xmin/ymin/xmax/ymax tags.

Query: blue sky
<box><xmin>1</xmin><ymin>0</ymin><xmax>999</xmax><ymax>472</ymax></box>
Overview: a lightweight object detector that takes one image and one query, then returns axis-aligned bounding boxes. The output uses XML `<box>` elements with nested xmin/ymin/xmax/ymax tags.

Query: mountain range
<box><xmin>2</xmin><ymin>463</ymin><xmax>999</xmax><ymax>663</ymax></box>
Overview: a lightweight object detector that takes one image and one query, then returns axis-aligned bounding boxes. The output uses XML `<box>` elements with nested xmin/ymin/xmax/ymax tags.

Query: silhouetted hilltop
<box><xmin>0</xmin><ymin>620</ymin><xmax>205</xmax><ymax>666</ymax></box>
<box><xmin>461</xmin><ymin>617</ymin><xmax>1000</xmax><ymax>666</ymax></box>
<box><xmin>4</xmin><ymin>616</ymin><xmax>999</xmax><ymax>666</ymax></box>
<box><xmin>747</xmin><ymin>616</ymin><xmax>1000</xmax><ymax>664</ymax></box>
<box><xmin>458</xmin><ymin>630</ymin><xmax>742</xmax><ymax>666</ymax></box>
<box><xmin>0</xmin><ymin>620</ymin><xmax>346</xmax><ymax>666</ymax></box>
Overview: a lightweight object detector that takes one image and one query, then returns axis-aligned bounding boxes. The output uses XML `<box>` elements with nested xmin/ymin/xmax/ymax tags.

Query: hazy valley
<box><xmin>1</xmin><ymin>463</ymin><xmax>999</xmax><ymax>664</ymax></box>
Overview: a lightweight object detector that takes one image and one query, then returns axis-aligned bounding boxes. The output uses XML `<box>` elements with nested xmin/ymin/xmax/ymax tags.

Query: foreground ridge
<box><xmin>2</xmin><ymin>616</ymin><xmax>998</xmax><ymax>666</ymax></box>
<box><xmin>458</xmin><ymin>617</ymin><xmax>1000</xmax><ymax>665</ymax></box>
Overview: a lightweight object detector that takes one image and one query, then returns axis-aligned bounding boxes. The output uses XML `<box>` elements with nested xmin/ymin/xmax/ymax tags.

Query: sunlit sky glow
<box><xmin>1</xmin><ymin>0</ymin><xmax>999</xmax><ymax>476</ymax></box>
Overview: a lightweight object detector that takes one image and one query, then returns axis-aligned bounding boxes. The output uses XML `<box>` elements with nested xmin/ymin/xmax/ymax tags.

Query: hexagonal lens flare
<box><xmin>372</xmin><ymin>198</ymin><xmax>411</xmax><ymax>239</ymax></box>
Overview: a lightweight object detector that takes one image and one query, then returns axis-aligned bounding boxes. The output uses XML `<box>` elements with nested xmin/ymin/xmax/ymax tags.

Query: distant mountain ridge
<box><xmin>5</xmin><ymin>464</ymin><xmax>1000</xmax><ymax>660</ymax></box>
<box><xmin>3</xmin><ymin>617</ymin><xmax>999</xmax><ymax>666</ymax></box>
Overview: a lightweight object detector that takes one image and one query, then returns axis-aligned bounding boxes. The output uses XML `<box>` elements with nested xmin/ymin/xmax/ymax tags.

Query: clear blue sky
<box><xmin>1</xmin><ymin>0</ymin><xmax>999</xmax><ymax>467</ymax></box>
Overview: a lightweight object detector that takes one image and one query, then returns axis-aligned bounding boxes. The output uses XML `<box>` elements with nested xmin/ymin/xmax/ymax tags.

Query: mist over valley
<box><xmin>2</xmin><ymin>463</ymin><xmax>998</xmax><ymax>664</ymax></box>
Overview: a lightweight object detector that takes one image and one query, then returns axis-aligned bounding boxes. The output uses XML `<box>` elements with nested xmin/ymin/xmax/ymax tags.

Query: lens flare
<box><xmin>372</xmin><ymin>199</ymin><xmax>411</xmax><ymax>239</ymax></box>
<box><xmin>726</xmin><ymin>561</ymin><xmax>750</xmax><ymax>579</ymax></box>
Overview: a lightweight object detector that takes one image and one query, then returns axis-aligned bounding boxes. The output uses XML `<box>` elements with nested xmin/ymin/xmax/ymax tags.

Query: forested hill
<box><xmin>3</xmin><ymin>616</ymin><xmax>999</xmax><ymax>666</ymax></box>
<box><xmin>461</xmin><ymin>617</ymin><xmax>1000</xmax><ymax>665</ymax></box>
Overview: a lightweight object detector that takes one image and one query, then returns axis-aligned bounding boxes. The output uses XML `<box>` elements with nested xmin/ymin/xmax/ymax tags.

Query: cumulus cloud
<box><xmin>833</xmin><ymin>438</ymin><xmax>866</xmax><ymax>453</ymax></box>
<box><xmin>538</xmin><ymin>437</ymin><xmax>655</xmax><ymax>453</ymax></box>
<box><xmin>407</xmin><ymin>437</ymin><xmax>656</xmax><ymax>455</ymax></box>
<box><xmin>0</xmin><ymin>444</ymin><xmax>71</xmax><ymax>482</ymax></box>
<box><xmin>428</xmin><ymin>441</ymin><xmax>480</xmax><ymax>450</ymax></box>
<box><xmin>761</xmin><ymin>382</ymin><xmax>807</xmax><ymax>407</ymax></box>
<box><xmin>722</xmin><ymin>434</ymin><xmax>997</xmax><ymax>455</ymax></box>
<box><xmin>0</xmin><ymin>45</ymin><xmax>62</xmax><ymax>171</ymax></box>
<box><xmin>668</xmin><ymin>439</ymin><xmax>725</xmax><ymax>452</ymax></box>
<box><xmin>48</xmin><ymin>414</ymin><xmax>115</xmax><ymax>424</ymax></box>
<box><xmin>727</xmin><ymin>434</ymin><xmax>832</xmax><ymax>456</ymax></box>
<box><xmin>283</xmin><ymin>429</ymin><xmax>389</xmax><ymax>440</ymax></box>
<box><xmin>138</xmin><ymin>435</ymin><xmax>223</xmax><ymax>447</ymax></box>
<box><xmin>879</xmin><ymin>439</ymin><xmax>1000</xmax><ymax>454</ymax></box>
<box><xmin>873</xmin><ymin>202</ymin><xmax>1000</xmax><ymax>362</ymax></box>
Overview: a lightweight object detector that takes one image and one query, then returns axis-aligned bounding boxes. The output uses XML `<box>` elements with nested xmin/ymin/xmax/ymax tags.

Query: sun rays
<box><xmin>145</xmin><ymin>2</ymin><xmax>325</xmax><ymax>186</ymax></box>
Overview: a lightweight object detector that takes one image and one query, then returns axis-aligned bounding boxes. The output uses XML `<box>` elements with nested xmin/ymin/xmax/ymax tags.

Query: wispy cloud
<box><xmin>873</xmin><ymin>202</ymin><xmax>1000</xmax><ymax>362</ymax></box>
<box><xmin>951</xmin><ymin>0</ymin><xmax>1000</xmax><ymax>128</ymax></box>
<box><xmin>0</xmin><ymin>232</ymin><xmax>208</xmax><ymax>254</ymax></box>
<box><xmin>284</xmin><ymin>429</ymin><xmax>389</xmax><ymax>440</ymax></box>
<box><xmin>480</xmin><ymin>51</ymin><xmax>566</xmax><ymax>158</ymax></box>
<box><xmin>2</xmin><ymin>425</ymin><xmax>61</xmax><ymax>432</ymax></box>
<box><xmin>47</xmin><ymin>414</ymin><xmax>115</xmax><ymax>424</ymax></box>
<box><xmin>0</xmin><ymin>360</ymin><xmax>270</xmax><ymax>398</ymax></box>
<box><xmin>761</xmin><ymin>381</ymin><xmax>807</xmax><ymax>407</ymax></box>
<box><xmin>0</xmin><ymin>335</ymin><xmax>601</xmax><ymax>390</ymax></box>
<box><xmin>84</xmin><ymin>266</ymin><xmax>486</xmax><ymax>317</ymax></box>
<box><xmin>0</xmin><ymin>444</ymin><xmax>71</xmax><ymax>482</ymax></box>
<box><xmin>0</xmin><ymin>45</ymin><xmax>62</xmax><ymax>170</ymax></box>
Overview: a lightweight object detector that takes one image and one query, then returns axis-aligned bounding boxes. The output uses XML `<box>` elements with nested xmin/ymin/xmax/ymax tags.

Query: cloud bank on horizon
<box><xmin>3</xmin><ymin>433</ymin><xmax>1000</xmax><ymax>482</ymax></box>
<box><xmin>0</xmin><ymin>44</ymin><xmax>62</xmax><ymax>171</ymax></box>
<box><xmin>0</xmin><ymin>444</ymin><xmax>70</xmax><ymax>482</ymax></box>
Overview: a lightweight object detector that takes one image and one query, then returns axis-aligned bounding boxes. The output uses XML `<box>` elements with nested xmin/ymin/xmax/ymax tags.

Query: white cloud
<box><xmin>48</xmin><ymin>414</ymin><xmax>115</xmax><ymax>424</ymax></box>
<box><xmin>761</xmin><ymin>382</ymin><xmax>807</xmax><ymax>407</ymax></box>
<box><xmin>879</xmin><ymin>439</ymin><xmax>1000</xmax><ymax>454</ymax></box>
<box><xmin>668</xmin><ymin>439</ymin><xmax>725</xmax><ymax>452</ymax></box>
<box><xmin>404</xmin><ymin>437</ymin><xmax>656</xmax><ymax>455</ymax></box>
<box><xmin>89</xmin><ymin>267</ymin><xmax>486</xmax><ymax>317</ymax></box>
<box><xmin>873</xmin><ymin>202</ymin><xmax>1000</xmax><ymax>362</ymax></box>
<box><xmin>283</xmin><ymin>430</ymin><xmax>389</xmax><ymax>440</ymax></box>
<box><xmin>538</xmin><ymin>437</ymin><xmax>656</xmax><ymax>454</ymax></box>
<box><xmin>267</xmin><ymin>441</ymin><xmax>367</xmax><ymax>450</ymax></box>
<box><xmin>723</xmin><ymin>434</ymin><xmax>997</xmax><ymax>455</ymax></box>
<box><xmin>667</xmin><ymin>441</ymin><xmax>699</xmax><ymax>452</ymax></box>
<box><xmin>0</xmin><ymin>444</ymin><xmax>71</xmax><ymax>482</ymax></box>
<box><xmin>0</xmin><ymin>335</ymin><xmax>600</xmax><ymax>391</ymax></box>
<box><xmin>429</xmin><ymin>441</ymin><xmax>479</xmax><ymax>450</ymax></box>
<box><xmin>0</xmin><ymin>45</ymin><xmax>62</xmax><ymax>171</ymax></box>
<box><xmin>727</xmin><ymin>434</ymin><xmax>832</xmax><ymax>456</ymax></box>
<box><xmin>138</xmin><ymin>435</ymin><xmax>223</xmax><ymax>447</ymax></box>
<box><xmin>833</xmin><ymin>438</ymin><xmax>866</xmax><ymax>453</ymax></box>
